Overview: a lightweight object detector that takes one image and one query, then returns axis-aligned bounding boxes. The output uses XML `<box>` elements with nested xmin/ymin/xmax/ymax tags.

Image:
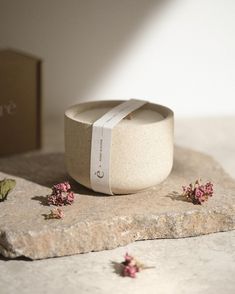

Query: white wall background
<box><xmin>0</xmin><ymin>0</ymin><xmax>235</xmax><ymax>120</ymax></box>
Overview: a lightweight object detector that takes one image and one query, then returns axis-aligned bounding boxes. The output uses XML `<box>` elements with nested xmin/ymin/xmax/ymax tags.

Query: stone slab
<box><xmin>0</xmin><ymin>146</ymin><xmax>235</xmax><ymax>260</ymax></box>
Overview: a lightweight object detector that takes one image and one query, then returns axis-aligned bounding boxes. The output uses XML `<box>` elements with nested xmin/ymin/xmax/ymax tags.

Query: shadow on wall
<box><xmin>0</xmin><ymin>0</ymin><xmax>170</xmax><ymax>118</ymax></box>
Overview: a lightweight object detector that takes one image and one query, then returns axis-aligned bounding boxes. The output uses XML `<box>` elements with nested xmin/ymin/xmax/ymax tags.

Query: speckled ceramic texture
<box><xmin>65</xmin><ymin>100</ymin><xmax>174</xmax><ymax>194</ymax></box>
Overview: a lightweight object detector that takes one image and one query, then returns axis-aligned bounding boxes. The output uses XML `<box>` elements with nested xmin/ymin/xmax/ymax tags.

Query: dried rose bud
<box><xmin>182</xmin><ymin>179</ymin><xmax>213</xmax><ymax>205</ymax></box>
<box><xmin>124</xmin><ymin>252</ymin><xmax>132</xmax><ymax>262</ymax></box>
<box><xmin>65</xmin><ymin>191</ymin><xmax>75</xmax><ymax>205</ymax></box>
<box><xmin>121</xmin><ymin>253</ymin><xmax>146</xmax><ymax>278</ymax></box>
<box><xmin>47</xmin><ymin>181</ymin><xmax>75</xmax><ymax>206</ymax></box>
<box><xmin>52</xmin><ymin>181</ymin><xmax>71</xmax><ymax>193</ymax></box>
<box><xmin>123</xmin><ymin>264</ymin><xmax>137</xmax><ymax>278</ymax></box>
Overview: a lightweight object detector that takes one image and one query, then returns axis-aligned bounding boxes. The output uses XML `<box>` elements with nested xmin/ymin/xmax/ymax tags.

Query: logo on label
<box><xmin>96</xmin><ymin>170</ymin><xmax>104</xmax><ymax>179</ymax></box>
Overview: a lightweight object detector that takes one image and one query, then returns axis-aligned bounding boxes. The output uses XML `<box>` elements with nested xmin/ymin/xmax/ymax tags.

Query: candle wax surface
<box><xmin>74</xmin><ymin>107</ymin><xmax>164</xmax><ymax>125</ymax></box>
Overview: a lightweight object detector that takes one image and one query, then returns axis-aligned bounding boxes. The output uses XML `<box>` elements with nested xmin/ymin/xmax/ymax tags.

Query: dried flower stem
<box><xmin>125</xmin><ymin>113</ymin><xmax>133</xmax><ymax>120</ymax></box>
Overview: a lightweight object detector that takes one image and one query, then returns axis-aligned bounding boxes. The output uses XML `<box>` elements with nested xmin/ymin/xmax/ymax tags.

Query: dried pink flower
<box><xmin>47</xmin><ymin>181</ymin><xmax>75</xmax><ymax>206</ymax></box>
<box><xmin>121</xmin><ymin>253</ymin><xmax>144</xmax><ymax>278</ymax></box>
<box><xmin>123</xmin><ymin>264</ymin><xmax>138</xmax><ymax>278</ymax></box>
<box><xmin>44</xmin><ymin>207</ymin><xmax>64</xmax><ymax>220</ymax></box>
<box><xmin>182</xmin><ymin>179</ymin><xmax>213</xmax><ymax>205</ymax></box>
<box><xmin>52</xmin><ymin>182</ymin><xmax>71</xmax><ymax>193</ymax></box>
<box><xmin>66</xmin><ymin>191</ymin><xmax>75</xmax><ymax>204</ymax></box>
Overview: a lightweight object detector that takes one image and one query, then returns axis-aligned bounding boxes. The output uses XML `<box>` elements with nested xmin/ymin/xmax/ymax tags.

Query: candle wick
<box><xmin>124</xmin><ymin>112</ymin><xmax>133</xmax><ymax>120</ymax></box>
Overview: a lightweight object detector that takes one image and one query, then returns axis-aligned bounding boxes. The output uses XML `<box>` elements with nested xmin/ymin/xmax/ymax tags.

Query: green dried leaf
<box><xmin>0</xmin><ymin>178</ymin><xmax>16</xmax><ymax>202</ymax></box>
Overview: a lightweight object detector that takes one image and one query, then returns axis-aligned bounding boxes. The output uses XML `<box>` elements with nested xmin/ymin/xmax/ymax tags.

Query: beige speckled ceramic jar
<box><xmin>65</xmin><ymin>100</ymin><xmax>174</xmax><ymax>194</ymax></box>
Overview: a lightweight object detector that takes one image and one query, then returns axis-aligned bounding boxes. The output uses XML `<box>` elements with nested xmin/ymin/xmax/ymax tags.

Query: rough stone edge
<box><xmin>1</xmin><ymin>204</ymin><xmax>235</xmax><ymax>260</ymax></box>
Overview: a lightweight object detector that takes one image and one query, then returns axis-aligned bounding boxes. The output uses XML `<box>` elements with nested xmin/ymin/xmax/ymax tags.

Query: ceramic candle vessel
<box><xmin>65</xmin><ymin>100</ymin><xmax>174</xmax><ymax>194</ymax></box>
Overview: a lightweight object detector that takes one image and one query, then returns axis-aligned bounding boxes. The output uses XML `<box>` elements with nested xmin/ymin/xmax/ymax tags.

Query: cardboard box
<box><xmin>0</xmin><ymin>49</ymin><xmax>41</xmax><ymax>156</ymax></box>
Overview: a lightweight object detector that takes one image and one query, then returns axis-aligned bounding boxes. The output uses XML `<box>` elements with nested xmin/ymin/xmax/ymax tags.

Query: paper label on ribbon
<box><xmin>90</xmin><ymin>99</ymin><xmax>148</xmax><ymax>194</ymax></box>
